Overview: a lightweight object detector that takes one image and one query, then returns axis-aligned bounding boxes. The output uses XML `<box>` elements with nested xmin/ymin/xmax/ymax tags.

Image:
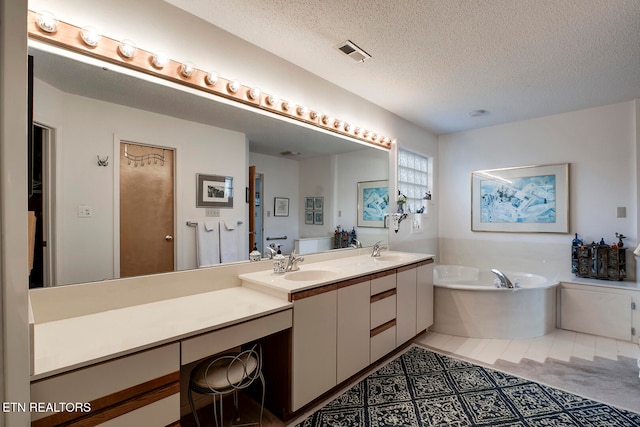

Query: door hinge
<box><xmin>632</xmin><ymin>302</ymin><xmax>637</xmax><ymax>310</ymax></box>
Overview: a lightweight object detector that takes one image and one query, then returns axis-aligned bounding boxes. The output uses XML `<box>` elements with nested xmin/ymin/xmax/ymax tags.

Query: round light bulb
<box><xmin>205</xmin><ymin>72</ymin><xmax>219</xmax><ymax>86</ymax></box>
<box><xmin>282</xmin><ymin>100</ymin><xmax>292</xmax><ymax>111</ymax></box>
<box><xmin>248</xmin><ymin>87</ymin><xmax>261</xmax><ymax>100</ymax></box>
<box><xmin>36</xmin><ymin>11</ymin><xmax>59</xmax><ymax>33</ymax></box>
<box><xmin>343</xmin><ymin>123</ymin><xmax>351</xmax><ymax>132</ymax></box>
<box><xmin>180</xmin><ymin>62</ymin><xmax>195</xmax><ymax>78</ymax></box>
<box><xmin>309</xmin><ymin>111</ymin><xmax>318</xmax><ymax>120</ymax></box>
<box><xmin>151</xmin><ymin>51</ymin><xmax>169</xmax><ymax>69</ymax></box>
<box><xmin>80</xmin><ymin>26</ymin><xmax>100</xmax><ymax>47</ymax></box>
<box><xmin>322</xmin><ymin>115</ymin><xmax>332</xmax><ymax>125</ymax></box>
<box><xmin>265</xmin><ymin>94</ymin><xmax>278</xmax><ymax>106</ymax></box>
<box><xmin>354</xmin><ymin>127</ymin><xmax>361</xmax><ymax>136</ymax></box>
<box><xmin>118</xmin><ymin>40</ymin><xmax>137</xmax><ymax>59</ymax></box>
<box><xmin>227</xmin><ymin>80</ymin><xmax>240</xmax><ymax>93</ymax></box>
<box><xmin>296</xmin><ymin>105</ymin><xmax>308</xmax><ymax>116</ymax></box>
<box><xmin>334</xmin><ymin>120</ymin><xmax>342</xmax><ymax>129</ymax></box>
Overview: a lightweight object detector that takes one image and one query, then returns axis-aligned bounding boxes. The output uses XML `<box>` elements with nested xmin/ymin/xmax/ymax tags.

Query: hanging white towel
<box><xmin>196</xmin><ymin>220</ymin><xmax>220</xmax><ymax>267</ymax></box>
<box><xmin>220</xmin><ymin>221</ymin><xmax>238</xmax><ymax>263</ymax></box>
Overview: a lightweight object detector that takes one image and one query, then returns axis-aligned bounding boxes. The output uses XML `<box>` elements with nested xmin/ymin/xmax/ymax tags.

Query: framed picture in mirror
<box><xmin>305</xmin><ymin>210</ymin><xmax>314</xmax><ymax>224</ymax></box>
<box><xmin>305</xmin><ymin>197</ymin><xmax>314</xmax><ymax>210</ymax></box>
<box><xmin>197</xmin><ymin>174</ymin><xmax>233</xmax><ymax>208</ymax></box>
<box><xmin>314</xmin><ymin>211</ymin><xmax>324</xmax><ymax>225</ymax></box>
<box><xmin>357</xmin><ymin>180</ymin><xmax>389</xmax><ymax>228</ymax></box>
<box><xmin>274</xmin><ymin>197</ymin><xmax>289</xmax><ymax>217</ymax></box>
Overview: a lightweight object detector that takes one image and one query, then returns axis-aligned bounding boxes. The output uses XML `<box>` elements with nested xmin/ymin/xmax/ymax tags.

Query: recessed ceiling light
<box><xmin>469</xmin><ymin>109</ymin><xmax>489</xmax><ymax>117</ymax></box>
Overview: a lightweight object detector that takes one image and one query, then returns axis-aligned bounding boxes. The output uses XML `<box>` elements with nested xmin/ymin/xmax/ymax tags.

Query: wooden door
<box><xmin>120</xmin><ymin>141</ymin><xmax>175</xmax><ymax>277</ymax></box>
<box><xmin>249</xmin><ymin>165</ymin><xmax>257</xmax><ymax>251</ymax></box>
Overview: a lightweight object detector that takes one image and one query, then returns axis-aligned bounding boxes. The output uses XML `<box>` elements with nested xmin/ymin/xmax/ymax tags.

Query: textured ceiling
<box><xmin>165</xmin><ymin>0</ymin><xmax>640</xmax><ymax>135</ymax></box>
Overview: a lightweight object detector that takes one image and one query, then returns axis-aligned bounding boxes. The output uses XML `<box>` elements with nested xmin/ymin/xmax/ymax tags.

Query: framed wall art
<box><xmin>357</xmin><ymin>180</ymin><xmax>389</xmax><ymax>228</ymax></box>
<box><xmin>471</xmin><ymin>163</ymin><xmax>569</xmax><ymax>233</ymax></box>
<box><xmin>274</xmin><ymin>197</ymin><xmax>290</xmax><ymax>217</ymax></box>
<box><xmin>196</xmin><ymin>174</ymin><xmax>233</xmax><ymax>208</ymax></box>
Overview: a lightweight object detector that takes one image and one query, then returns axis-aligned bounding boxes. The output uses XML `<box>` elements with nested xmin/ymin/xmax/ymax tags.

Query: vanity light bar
<box><xmin>26</xmin><ymin>10</ymin><xmax>393</xmax><ymax>149</ymax></box>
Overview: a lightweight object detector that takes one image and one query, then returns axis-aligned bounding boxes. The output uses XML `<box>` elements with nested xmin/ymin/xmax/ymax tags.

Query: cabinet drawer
<box><xmin>371</xmin><ymin>294</ymin><xmax>396</xmax><ymax>329</ymax></box>
<box><xmin>370</xmin><ymin>325</ymin><xmax>396</xmax><ymax>362</ymax></box>
<box><xmin>31</xmin><ymin>343</ymin><xmax>180</xmax><ymax>425</ymax></box>
<box><xmin>371</xmin><ymin>271</ymin><xmax>396</xmax><ymax>295</ymax></box>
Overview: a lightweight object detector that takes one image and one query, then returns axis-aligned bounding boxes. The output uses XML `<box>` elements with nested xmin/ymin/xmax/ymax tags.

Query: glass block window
<box><xmin>397</xmin><ymin>148</ymin><xmax>429</xmax><ymax>213</ymax></box>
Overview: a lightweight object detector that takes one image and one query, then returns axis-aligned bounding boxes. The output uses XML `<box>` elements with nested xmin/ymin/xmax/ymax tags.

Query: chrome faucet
<box><xmin>491</xmin><ymin>269</ymin><xmax>514</xmax><ymax>288</ymax></box>
<box><xmin>350</xmin><ymin>239</ymin><xmax>362</xmax><ymax>249</ymax></box>
<box><xmin>371</xmin><ymin>241</ymin><xmax>387</xmax><ymax>257</ymax></box>
<box><xmin>286</xmin><ymin>249</ymin><xmax>304</xmax><ymax>272</ymax></box>
<box><xmin>265</xmin><ymin>245</ymin><xmax>277</xmax><ymax>259</ymax></box>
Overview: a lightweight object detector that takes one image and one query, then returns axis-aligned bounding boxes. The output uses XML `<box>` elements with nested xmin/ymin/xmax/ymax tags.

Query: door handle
<box><xmin>165</xmin><ymin>235</ymin><xmax>173</xmax><ymax>241</ymax></box>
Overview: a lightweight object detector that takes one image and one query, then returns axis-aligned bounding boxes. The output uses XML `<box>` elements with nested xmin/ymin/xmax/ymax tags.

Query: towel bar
<box><xmin>266</xmin><ymin>235</ymin><xmax>287</xmax><ymax>241</ymax></box>
<box><xmin>186</xmin><ymin>220</ymin><xmax>243</xmax><ymax>227</ymax></box>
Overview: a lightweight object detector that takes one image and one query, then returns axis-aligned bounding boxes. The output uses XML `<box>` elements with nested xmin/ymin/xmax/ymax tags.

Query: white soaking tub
<box><xmin>432</xmin><ymin>265</ymin><xmax>558</xmax><ymax>339</ymax></box>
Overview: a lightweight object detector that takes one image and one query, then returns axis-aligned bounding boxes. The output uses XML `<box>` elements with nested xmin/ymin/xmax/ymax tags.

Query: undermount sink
<box><xmin>283</xmin><ymin>269</ymin><xmax>340</xmax><ymax>282</ymax></box>
<box><xmin>373</xmin><ymin>254</ymin><xmax>408</xmax><ymax>263</ymax></box>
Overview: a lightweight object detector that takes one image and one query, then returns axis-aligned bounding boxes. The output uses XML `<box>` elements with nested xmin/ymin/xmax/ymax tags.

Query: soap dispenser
<box><xmin>249</xmin><ymin>244</ymin><xmax>261</xmax><ymax>262</ymax></box>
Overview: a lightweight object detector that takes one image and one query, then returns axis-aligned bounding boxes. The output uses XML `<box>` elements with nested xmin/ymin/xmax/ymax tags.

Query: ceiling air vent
<box><xmin>336</xmin><ymin>40</ymin><xmax>371</xmax><ymax>63</ymax></box>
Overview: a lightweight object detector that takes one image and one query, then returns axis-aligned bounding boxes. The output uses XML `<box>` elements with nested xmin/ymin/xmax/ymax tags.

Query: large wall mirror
<box><xmin>29</xmin><ymin>41</ymin><xmax>390</xmax><ymax>287</ymax></box>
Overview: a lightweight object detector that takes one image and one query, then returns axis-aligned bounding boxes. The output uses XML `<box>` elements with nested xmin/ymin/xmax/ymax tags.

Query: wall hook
<box><xmin>97</xmin><ymin>155</ymin><xmax>109</xmax><ymax>167</ymax></box>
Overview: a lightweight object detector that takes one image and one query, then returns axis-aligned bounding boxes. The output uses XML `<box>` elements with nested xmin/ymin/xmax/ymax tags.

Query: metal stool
<box><xmin>188</xmin><ymin>344</ymin><xmax>264</xmax><ymax>427</ymax></box>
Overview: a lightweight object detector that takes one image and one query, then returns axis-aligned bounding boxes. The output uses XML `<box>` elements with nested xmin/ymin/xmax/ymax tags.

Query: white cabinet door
<box><xmin>396</xmin><ymin>266</ymin><xmax>417</xmax><ymax>346</ymax></box>
<box><xmin>291</xmin><ymin>289</ymin><xmax>337</xmax><ymax>411</ymax></box>
<box><xmin>337</xmin><ymin>279</ymin><xmax>370</xmax><ymax>383</ymax></box>
<box><xmin>417</xmin><ymin>262</ymin><xmax>434</xmax><ymax>331</ymax></box>
<box><xmin>560</xmin><ymin>287</ymin><xmax>632</xmax><ymax>341</ymax></box>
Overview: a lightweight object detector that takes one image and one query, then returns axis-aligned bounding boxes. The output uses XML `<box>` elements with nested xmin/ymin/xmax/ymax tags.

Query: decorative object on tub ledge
<box><xmin>471</xmin><ymin>163</ymin><xmax>569</xmax><ymax>233</ymax></box>
<box><xmin>295</xmin><ymin>346</ymin><xmax>640</xmax><ymax>427</ymax></box>
<box><xmin>357</xmin><ymin>180</ymin><xmax>389</xmax><ymax>228</ymax></box>
<box><xmin>572</xmin><ymin>234</ymin><xmax>626</xmax><ymax>280</ymax></box>
<box><xmin>274</xmin><ymin>197</ymin><xmax>289</xmax><ymax>217</ymax></box>
<box><xmin>396</xmin><ymin>191</ymin><xmax>407</xmax><ymax>213</ymax></box>
<box><xmin>196</xmin><ymin>174</ymin><xmax>233</xmax><ymax>208</ymax></box>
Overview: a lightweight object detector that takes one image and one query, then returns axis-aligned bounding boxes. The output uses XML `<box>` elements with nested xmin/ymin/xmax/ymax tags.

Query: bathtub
<box><xmin>431</xmin><ymin>265</ymin><xmax>558</xmax><ymax>339</ymax></box>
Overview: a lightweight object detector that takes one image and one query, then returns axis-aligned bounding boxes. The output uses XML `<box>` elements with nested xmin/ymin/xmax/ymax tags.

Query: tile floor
<box><xmin>415</xmin><ymin>329</ymin><xmax>640</xmax><ymax>366</ymax></box>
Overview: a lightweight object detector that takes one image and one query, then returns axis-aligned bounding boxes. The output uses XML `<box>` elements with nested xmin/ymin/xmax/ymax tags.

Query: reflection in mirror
<box><xmin>29</xmin><ymin>42</ymin><xmax>389</xmax><ymax>287</ymax></box>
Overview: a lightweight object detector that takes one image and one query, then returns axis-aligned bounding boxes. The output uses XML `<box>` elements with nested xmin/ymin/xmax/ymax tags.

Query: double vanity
<box><xmin>28</xmin><ymin>249</ymin><xmax>434</xmax><ymax>425</ymax></box>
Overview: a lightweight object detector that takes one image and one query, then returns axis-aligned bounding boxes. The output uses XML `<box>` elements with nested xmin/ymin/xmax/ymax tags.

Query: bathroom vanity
<box><xmin>28</xmin><ymin>250</ymin><xmax>434</xmax><ymax>425</ymax></box>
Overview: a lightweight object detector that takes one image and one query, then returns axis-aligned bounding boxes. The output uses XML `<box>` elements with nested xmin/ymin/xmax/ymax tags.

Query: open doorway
<box><xmin>28</xmin><ymin>123</ymin><xmax>54</xmax><ymax>288</ymax></box>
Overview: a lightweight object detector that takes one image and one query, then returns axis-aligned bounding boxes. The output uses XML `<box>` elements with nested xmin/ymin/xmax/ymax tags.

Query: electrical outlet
<box><xmin>205</xmin><ymin>208</ymin><xmax>220</xmax><ymax>217</ymax></box>
<box><xmin>78</xmin><ymin>205</ymin><xmax>92</xmax><ymax>217</ymax></box>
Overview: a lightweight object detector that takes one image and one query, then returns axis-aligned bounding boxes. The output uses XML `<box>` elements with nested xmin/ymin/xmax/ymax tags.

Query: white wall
<box><xmin>34</xmin><ymin>79</ymin><xmax>248</xmax><ymax>285</ymax></box>
<box><xmin>249</xmin><ymin>152</ymin><xmax>299</xmax><ymax>254</ymax></box>
<box><xmin>335</xmin><ymin>148</ymin><xmax>389</xmax><ymax>246</ymax></box>
<box><xmin>438</xmin><ymin>101</ymin><xmax>637</xmax><ymax>281</ymax></box>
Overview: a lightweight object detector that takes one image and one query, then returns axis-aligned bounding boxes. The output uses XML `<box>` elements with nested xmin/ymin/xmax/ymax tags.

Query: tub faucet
<box><xmin>286</xmin><ymin>249</ymin><xmax>304</xmax><ymax>272</ymax></box>
<box><xmin>371</xmin><ymin>241</ymin><xmax>387</xmax><ymax>257</ymax></box>
<box><xmin>491</xmin><ymin>269</ymin><xmax>514</xmax><ymax>288</ymax></box>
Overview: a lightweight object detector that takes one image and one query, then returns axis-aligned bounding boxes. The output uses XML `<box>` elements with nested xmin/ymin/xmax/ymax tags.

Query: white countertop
<box><xmin>32</xmin><ymin>287</ymin><xmax>291</xmax><ymax>380</ymax></box>
<box><xmin>239</xmin><ymin>251</ymin><xmax>434</xmax><ymax>296</ymax></box>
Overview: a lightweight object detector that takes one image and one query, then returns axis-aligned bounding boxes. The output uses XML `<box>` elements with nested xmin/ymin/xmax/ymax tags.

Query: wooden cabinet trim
<box><xmin>337</xmin><ymin>275</ymin><xmax>371</xmax><ymax>289</ymax></box>
<box><xmin>32</xmin><ymin>372</ymin><xmax>179</xmax><ymax>427</ymax></box>
<box><xmin>397</xmin><ymin>263</ymin><xmax>419</xmax><ymax>273</ymax></box>
<box><xmin>417</xmin><ymin>258</ymin><xmax>434</xmax><ymax>267</ymax></box>
<box><xmin>291</xmin><ymin>283</ymin><xmax>338</xmax><ymax>301</ymax></box>
<box><xmin>370</xmin><ymin>288</ymin><xmax>396</xmax><ymax>303</ymax></box>
<box><xmin>370</xmin><ymin>319</ymin><xmax>396</xmax><ymax>337</ymax></box>
<box><xmin>371</xmin><ymin>269</ymin><xmax>396</xmax><ymax>280</ymax></box>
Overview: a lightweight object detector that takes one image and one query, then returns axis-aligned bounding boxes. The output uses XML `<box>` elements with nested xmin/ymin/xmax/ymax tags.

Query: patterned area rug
<box><xmin>296</xmin><ymin>345</ymin><xmax>640</xmax><ymax>426</ymax></box>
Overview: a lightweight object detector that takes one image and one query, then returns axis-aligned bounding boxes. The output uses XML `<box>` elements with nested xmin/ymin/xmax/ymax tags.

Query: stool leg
<box><xmin>258</xmin><ymin>372</ymin><xmax>265</xmax><ymax>427</ymax></box>
<box><xmin>188</xmin><ymin>387</ymin><xmax>201</xmax><ymax>427</ymax></box>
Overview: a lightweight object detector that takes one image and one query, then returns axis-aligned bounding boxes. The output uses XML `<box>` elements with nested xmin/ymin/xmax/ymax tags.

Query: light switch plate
<box><xmin>617</xmin><ymin>206</ymin><xmax>626</xmax><ymax>218</ymax></box>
